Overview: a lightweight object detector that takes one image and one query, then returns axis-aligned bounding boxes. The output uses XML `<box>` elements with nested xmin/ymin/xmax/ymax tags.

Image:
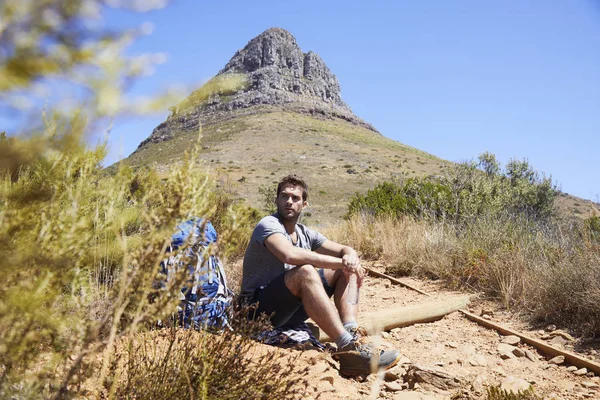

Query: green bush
<box><xmin>347</xmin><ymin>178</ymin><xmax>454</xmax><ymax>220</ymax></box>
<box><xmin>347</xmin><ymin>152</ymin><xmax>558</xmax><ymax>223</ymax></box>
<box><xmin>584</xmin><ymin>213</ymin><xmax>600</xmax><ymax>242</ymax></box>
<box><xmin>258</xmin><ymin>183</ymin><xmax>277</xmax><ymax>215</ymax></box>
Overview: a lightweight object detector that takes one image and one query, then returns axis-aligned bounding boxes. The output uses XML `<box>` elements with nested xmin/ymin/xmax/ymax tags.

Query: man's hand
<box><xmin>342</xmin><ymin>253</ymin><xmax>365</xmax><ymax>287</ymax></box>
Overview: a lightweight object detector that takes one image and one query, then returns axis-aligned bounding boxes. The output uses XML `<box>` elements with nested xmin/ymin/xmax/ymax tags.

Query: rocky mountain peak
<box><xmin>217</xmin><ymin>27</ymin><xmax>344</xmax><ymax>106</ymax></box>
<box><xmin>138</xmin><ymin>27</ymin><xmax>377</xmax><ymax>148</ymax></box>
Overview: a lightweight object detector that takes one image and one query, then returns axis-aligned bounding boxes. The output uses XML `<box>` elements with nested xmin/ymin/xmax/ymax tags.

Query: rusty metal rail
<box><xmin>365</xmin><ymin>267</ymin><xmax>600</xmax><ymax>376</ymax></box>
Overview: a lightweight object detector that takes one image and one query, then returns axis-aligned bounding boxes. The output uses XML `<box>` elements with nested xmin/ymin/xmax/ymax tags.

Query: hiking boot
<box><xmin>347</xmin><ymin>325</ymin><xmax>368</xmax><ymax>344</ymax></box>
<box><xmin>334</xmin><ymin>341</ymin><xmax>401</xmax><ymax>376</ymax></box>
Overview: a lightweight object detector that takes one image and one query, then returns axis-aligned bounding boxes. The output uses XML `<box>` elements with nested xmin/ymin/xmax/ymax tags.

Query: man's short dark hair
<box><xmin>277</xmin><ymin>174</ymin><xmax>309</xmax><ymax>201</ymax></box>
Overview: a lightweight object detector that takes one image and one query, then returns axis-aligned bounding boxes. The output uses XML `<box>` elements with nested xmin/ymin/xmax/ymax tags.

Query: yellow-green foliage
<box><xmin>176</xmin><ymin>74</ymin><xmax>248</xmax><ymax>114</ymax></box>
<box><xmin>0</xmin><ymin>119</ymin><xmax>274</xmax><ymax>398</ymax></box>
<box><xmin>0</xmin><ymin>2</ymin><xmax>287</xmax><ymax>398</ymax></box>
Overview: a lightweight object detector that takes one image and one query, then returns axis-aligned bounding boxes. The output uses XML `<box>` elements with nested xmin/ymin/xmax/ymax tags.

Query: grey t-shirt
<box><xmin>240</xmin><ymin>214</ymin><xmax>327</xmax><ymax>297</ymax></box>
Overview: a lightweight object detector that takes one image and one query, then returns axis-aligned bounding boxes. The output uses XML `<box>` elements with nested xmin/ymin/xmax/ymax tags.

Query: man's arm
<box><xmin>264</xmin><ymin>233</ymin><xmax>345</xmax><ymax>270</ymax></box>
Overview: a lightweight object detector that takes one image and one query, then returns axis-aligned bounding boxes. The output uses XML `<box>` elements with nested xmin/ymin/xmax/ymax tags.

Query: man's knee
<box><xmin>285</xmin><ymin>264</ymin><xmax>321</xmax><ymax>296</ymax></box>
<box><xmin>322</xmin><ymin>268</ymin><xmax>347</xmax><ymax>289</ymax></box>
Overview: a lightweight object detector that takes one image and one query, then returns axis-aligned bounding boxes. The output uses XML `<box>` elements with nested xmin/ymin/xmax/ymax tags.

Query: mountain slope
<box><xmin>121</xmin><ymin>27</ymin><xmax>596</xmax><ymax>224</ymax></box>
<box><xmin>124</xmin><ymin>106</ymin><xmax>446</xmax><ymax>225</ymax></box>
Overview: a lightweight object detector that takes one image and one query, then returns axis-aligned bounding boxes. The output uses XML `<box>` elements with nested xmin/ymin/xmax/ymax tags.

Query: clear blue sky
<box><xmin>105</xmin><ymin>0</ymin><xmax>599</xmax><ymax>201</ymax></box>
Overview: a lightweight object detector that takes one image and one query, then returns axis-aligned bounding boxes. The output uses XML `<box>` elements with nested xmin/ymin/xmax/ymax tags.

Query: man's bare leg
<box><xmin>322</xmin><ymin>268</ymin><xmax>357</xmax><ymax>324</ymax></box>
<box><xmin>284</xmin><ymin>264</ymin><xmax>345</xmax><ymax>340</ymax></box>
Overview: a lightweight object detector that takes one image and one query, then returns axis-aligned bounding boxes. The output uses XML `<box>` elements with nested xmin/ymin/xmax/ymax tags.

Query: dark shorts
<box><xmin>249</xmin><ymin>268</ymin><xmax>335</xmax><ymax>328</ymax></box>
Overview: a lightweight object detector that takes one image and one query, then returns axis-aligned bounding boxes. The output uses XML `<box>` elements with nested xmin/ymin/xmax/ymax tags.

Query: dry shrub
<box><xmin>100</xmin><ymin>312</ymin><xmax>308</xmax><ymax>399</ymax></box>
<box><xmin>0</xmin><ymin>120</ymin><xmax>266</xmax><ymax>398</ymax></box>
<box><xmin>326</xmin><ymin>213</ymin><xmax>600</xmax><ymax>335</ymax></box>
<box><xmin>323</xmin><ymin>214</ymin><xmax>456</xmax><ymax>278</ymax></box>
<box><xmin>486</xmin><ymin>385</ymin><xmax>542</xmax><ymax>400</ymax></box>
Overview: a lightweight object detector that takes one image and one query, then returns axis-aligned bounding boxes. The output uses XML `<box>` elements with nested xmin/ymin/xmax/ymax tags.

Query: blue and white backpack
<box><xmin>161</xmin><ymin>217</ymin><xmax>233</xmax><ymax>330</ymax></box>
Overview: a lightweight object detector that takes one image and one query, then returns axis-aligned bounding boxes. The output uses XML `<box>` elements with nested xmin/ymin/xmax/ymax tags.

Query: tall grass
<box><xmin>0</xmin><ymin>117</ymin><xmax>299</xmax><ymax>398</ymax></box>
<box><xmin>326</xmin><ymin>213</ymin><xmax>600</xmax><ymax>334</ymax></box>
<box><xmin>330</xmin><ymin>154</ymin><xmax>600</xmax><ymax>335</ymax></box>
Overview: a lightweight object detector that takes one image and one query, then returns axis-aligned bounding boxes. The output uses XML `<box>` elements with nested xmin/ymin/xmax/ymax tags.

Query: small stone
<box><xmin>384</xmin><ymin>381</ymin><xmax>404</xmax><ymax>392</ymax></box>
<box><xmin>435</xmin><ymin>362</ymin><xmax>445</xmax><ymax>367</ymax></box>
<box><xmin>446</xmin><ymin>342</ymin><xmax>458</xmax><ymax>349</ymax></box>
<box><xmin>381</xmin><ymin>331</ymin><xmax>391</xmax><ymax>339</ymax></box>
<box><xmin>385</xmin><ymin>365</ymin><xmax>405</xmax><ymax>382</ymax></box>
<box><xmin>481</xmin><ymin>308</ymin><xmax>495</xmax><ymax>317</ymax></box>
<box><xmin>501</xmin><ymin>335</ymin><xmax>521</xmax><ymax>345</ymax></box>
<box><xmin>549</xmin><ymin>329</ymin><xmax>575</xmax><ymax>341</ymax></box>
<box><xmin>591</xmin><ymin>377</ymin><xmax>600</xmax><ymax>382</ymax></box>
<box><xmin>550</xmin><ymin>335</ymin><xmax>568</xmax><ymax>346</ymax></box>
<box><xmin>524</xmin><ymin>349</ymin><xmax>539</xmax><ymax>362</ymax></box>
<box><xmin>498</xmin><ymin>343</ymin><xmax>517</xmax><ymax>354</ymax></box>
<box><xmin>501</xmin><ymin>376</ymin><xmax>531</xmax><ymax>394</ymax></box>
<box><xmin>471</xmin><ymin>354</ymin><xmax>488</xmax><ymax>367</ymax></box>
<box><xmin>541</xmin><ymin>363</ymin><xmax>551</xmax><ymax>370</ymax></box>
<box><xmin>581</xmin><ymin>381</ymin><xmax>599</xmax><ymax>389</ymax></box>
<box><xmin>320</xmin><ymin>374</ymin><xmax>335</xmax><ymax>385</ymax></box>
<box><xmin>546</xmin><ymin>324</ymin><xmax>557</xmax><ymax>331</ymax></box>
<box><xmin>399</xmin><ymin>356</ymin><xmax>412</xmax><ymax>365</ymax></box>
<box><xmin>567</xmin><ymin>366</ymin><xmax>578</xmax><ymax>372</ymax></box>
<box><xmin>512</xmin><ymin>348</ymin><xmax>526</xmax><ymax>358</ymax></box>
<box><xmin>574</xmin><ymin>368</ymin><xmax>588</xmax><ymax>376</ymax></box>
<box><xmin>548</xmin><ymin>355</ymin><xmax>565</xmax><ymax>365</ymax></box>
<box><xmin>500</xmin><ymin>352</ymin><xmax>515</xmax><ymax>360</ymax></box>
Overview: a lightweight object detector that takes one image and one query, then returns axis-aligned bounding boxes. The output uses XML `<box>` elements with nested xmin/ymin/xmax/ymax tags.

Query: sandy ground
<box><xmin>256</xmin><ymin>261</ymin><xmax>600</xmax><ymax>400</ymax></box>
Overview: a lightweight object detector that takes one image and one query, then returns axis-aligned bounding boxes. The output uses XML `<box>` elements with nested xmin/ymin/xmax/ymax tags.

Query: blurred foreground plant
<box><xmin>0</xmin><ymin>1</ymin><xmax>292</xmax><ymax>398</ymax></box>
<box><xmin>0</xmin><ymin>113</ymin><xmax>265</xmax><ymax>397</ymax></box>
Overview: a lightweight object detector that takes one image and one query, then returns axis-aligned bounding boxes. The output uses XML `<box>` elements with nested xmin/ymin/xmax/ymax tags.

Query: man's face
<box><xmin>276</xmin><ymin>184</ymin><xmax>307</xmax><ymax>221</ymax></box>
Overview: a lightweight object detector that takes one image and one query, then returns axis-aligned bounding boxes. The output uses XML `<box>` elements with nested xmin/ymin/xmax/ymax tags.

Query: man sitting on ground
<box><xmin>240</xmin><ymin>174</ymin><xmax>400</xmax><ymax>376</ymax></box>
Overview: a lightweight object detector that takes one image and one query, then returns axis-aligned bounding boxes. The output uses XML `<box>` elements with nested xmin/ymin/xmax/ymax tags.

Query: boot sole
<box><xmin>339</xmin><ymin>353</ymin><xmax>402</xmax><ymax>377</ymax></box>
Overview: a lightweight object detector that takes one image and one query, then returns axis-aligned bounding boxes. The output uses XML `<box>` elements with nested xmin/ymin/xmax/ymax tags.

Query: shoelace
<box><xmin>354</xmin><ymin>342</ymin><xmax>375</xmax><ymax>356</ymax></box>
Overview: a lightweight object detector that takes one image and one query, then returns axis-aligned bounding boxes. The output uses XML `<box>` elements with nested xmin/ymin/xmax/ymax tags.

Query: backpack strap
<box><xmin>211</xmin><ymin>255</ymin><xmax>233</xmax><ymax>298</ymax></box>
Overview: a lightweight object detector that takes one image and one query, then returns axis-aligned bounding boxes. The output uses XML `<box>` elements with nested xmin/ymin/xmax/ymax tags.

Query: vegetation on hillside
<box><xmin>331</xmin><ymin>153</ymin><xmax>600</xmax><ymax>334</ymax></box>
<box><xmin>0</xmin><ymin>2</ymin><xmax>302</xmax><ymax>398</ymax></box>
<box><xmin>347</xmin><ymin>152</ymin><xmax>557</xmax><ymax>222</ymax></box>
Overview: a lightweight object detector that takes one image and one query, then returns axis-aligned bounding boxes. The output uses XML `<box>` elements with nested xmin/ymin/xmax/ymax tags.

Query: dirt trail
<box><xmin>259</xmin><ymin>261</ymin><xmax>600</xmax><ymax>400</ymax></box>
